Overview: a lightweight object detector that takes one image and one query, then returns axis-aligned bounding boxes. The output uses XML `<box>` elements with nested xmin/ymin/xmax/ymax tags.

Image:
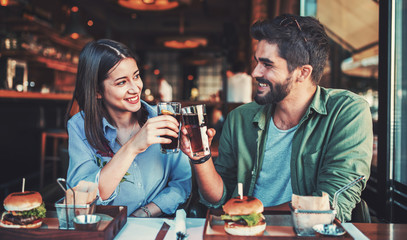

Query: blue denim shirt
<box><xmin>67</xmin><ymin>100</ymin><xmax>192</xmax><ymax>216</ymax></box>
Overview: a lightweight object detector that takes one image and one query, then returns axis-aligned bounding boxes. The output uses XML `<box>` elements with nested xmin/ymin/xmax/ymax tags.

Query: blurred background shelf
<box><xmin>0</xmin><ymin>90</ymin><xmax>72</xmax><ymax>100</ymax></box>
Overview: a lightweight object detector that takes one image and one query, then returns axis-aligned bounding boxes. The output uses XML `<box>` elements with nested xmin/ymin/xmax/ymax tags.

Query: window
<box><xmin>390</xmin><ymin>0</ymin><xmax>407</xmax><ymax>222</ymax></box>
<box><xmin>145</xmin><ymin>52</ymin><xmax>181</xmax><ymax>100</ymax></box>
<box><xmin>197</xmin><ymin>55</ymin><xmax>223</xmax><ymax>101</ymax></box>
<box><xmin>393</xmin><ymin>0</ymin><xmax>407</xmax><ymax>187</ymax></box>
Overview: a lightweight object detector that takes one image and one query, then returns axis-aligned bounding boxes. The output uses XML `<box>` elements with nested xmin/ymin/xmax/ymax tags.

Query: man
<box><xmin>226</xmin><ymin>60</ymin><xmax>253</xmax><ymax>103</ymax></box>
<box><xmin>157</xmin><ymin>75</ymin><xmax>173</xmax><ymax>102</ymax></box>
<box><xmin>180</xmin><ymin>14</ymin><xmax>372</xmax><ymax>222</ymax></box>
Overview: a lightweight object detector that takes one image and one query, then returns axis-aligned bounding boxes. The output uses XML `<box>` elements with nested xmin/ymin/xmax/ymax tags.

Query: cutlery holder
<box><xmin>55</xmin><ymin>197</ymin><xmax>97</xmax><ymax>230</ymax></box>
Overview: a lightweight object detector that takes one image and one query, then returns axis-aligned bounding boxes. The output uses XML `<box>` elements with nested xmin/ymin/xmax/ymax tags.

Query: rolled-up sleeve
<box><xmin>315</xmin><ymin>97</ymin><xmax>373</xmax><ymax>221</ymax></box>
<box><xmin>151</xmin><ymin>152</ymin><xmax>192</xmax><ymax>215</ymax></box>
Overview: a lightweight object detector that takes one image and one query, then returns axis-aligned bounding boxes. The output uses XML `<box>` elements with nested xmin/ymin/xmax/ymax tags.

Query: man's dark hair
<box><xmin>250</xmin><ymin>14</ymin><xmax>329</xmax><ymax>84</ymax></box>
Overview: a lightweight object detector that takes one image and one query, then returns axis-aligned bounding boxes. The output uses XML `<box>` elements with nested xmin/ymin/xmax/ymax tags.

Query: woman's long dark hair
<box><xmin>65</xmin><ymin>39</ymin><xmax>148</xmax><ymax>152</ymax></box>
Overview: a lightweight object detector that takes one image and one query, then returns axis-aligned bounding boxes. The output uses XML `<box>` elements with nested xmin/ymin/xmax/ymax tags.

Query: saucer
<box><xmin>313</xmin><ymin>223</ymin><xmax>346</xmax><ymax>236</ymax></box>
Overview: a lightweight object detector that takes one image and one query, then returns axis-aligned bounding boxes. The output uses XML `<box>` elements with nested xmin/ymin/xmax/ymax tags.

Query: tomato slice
<box><xmin>31</xmin><ymin>218</ymin><xmax>42</xmax><ymax>224</ymax></box>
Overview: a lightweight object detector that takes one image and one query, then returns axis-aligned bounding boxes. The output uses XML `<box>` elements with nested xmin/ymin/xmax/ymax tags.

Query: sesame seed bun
<box><xmin>222</xmin><ymin>196</ymin><xmax>264</xmax><ymax>216</ymax></box>
<box><xmin>3</xmin><ymin>191</ymin><xmax>43</xmax><ymax>212</ymax></box>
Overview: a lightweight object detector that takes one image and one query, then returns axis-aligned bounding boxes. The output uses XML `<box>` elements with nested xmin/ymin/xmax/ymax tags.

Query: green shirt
<box><xmin>200</xmin><ymin>86</ymin><xmax>373</xmax><ymax>222</ymax></box>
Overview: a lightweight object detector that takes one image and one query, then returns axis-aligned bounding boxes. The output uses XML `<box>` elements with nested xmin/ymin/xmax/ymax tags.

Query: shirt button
<box><xmin>137</xmin><ymin>182</ymin><xmax>142</xmax><ymax>187</ymax></box>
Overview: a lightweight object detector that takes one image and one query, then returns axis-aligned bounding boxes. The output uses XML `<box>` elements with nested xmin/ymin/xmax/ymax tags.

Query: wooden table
<box><xmin>1</xmin><ymin>203</ymin><xmax>405</xmax><ymax>240</ymax></box>
<box><xmin>272</xmin><ymin>203</ymin><xmax>407</xmax><ymax>239</ymax></box>
<box><xmin>352</xmin><ymin>223</ymin><xmax>405</xmax><ymax>240</ymax></box>
<box><xmin>203</xmin><ymin>203</ymin><xmax>407</xmax><ymax>239</ymax></box>
<box><xmin>0</xmin><ymin>205</ymin><xmax>127</xmax><ymax>240</ymax></box>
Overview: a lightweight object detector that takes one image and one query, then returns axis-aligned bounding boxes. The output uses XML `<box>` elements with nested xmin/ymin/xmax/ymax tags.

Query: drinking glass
<box><xmin>181</xmin><ymin>104</ymin><xmax>211</xmax><ymax>158</ymax></box>
<box><xmin>157</xmin><ymin>102</ymin><xmax>181</xmax><ymax>153</ymax></box>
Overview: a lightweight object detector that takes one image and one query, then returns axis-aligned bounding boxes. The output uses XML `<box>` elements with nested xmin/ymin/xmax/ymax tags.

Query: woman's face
<box><xmin>100</xmin><ymin>58</ymin><xmax>143</xmax><ymax>117</ymax></box>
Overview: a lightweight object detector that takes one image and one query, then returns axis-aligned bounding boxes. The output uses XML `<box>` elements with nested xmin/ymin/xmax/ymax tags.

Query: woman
<box><xmin>65</xmin><ymin>39</ymin><xmax>191</xmax><ymax>217</ymax></box>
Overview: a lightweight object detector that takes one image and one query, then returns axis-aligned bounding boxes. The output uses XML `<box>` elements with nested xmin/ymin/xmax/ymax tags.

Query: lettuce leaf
<box><xmin>221</xmin><ymin>213</ymin><xmax>264</xmax><ymax>227</ymax></box>
<box><xmin>20</xmin><ymin>203</ymin><xmax>46</xmax><ymax>218</ymax></box>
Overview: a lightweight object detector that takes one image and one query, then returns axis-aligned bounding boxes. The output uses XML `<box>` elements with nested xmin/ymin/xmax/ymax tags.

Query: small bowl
<box><xmin>313</xmin><ymin>223</ymin><xmax>346</xmax><ymax>236</ymax></box>
<box><xmin>73</xmin><ymin>214</ymin><xmax>101</xmax><ymax>231</ymax></box>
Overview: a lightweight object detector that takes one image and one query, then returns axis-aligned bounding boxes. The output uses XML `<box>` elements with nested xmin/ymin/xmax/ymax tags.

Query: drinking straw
<box><xmin>333</xmin><ymin>175</ymin><xmax>365</xmax><ymax>210</ymax></box>
<box><xmin>238</xmin><ymin>183</ymin><xmax>243</xmax><ymax>199</ymax></box>
<box><xmin>22</xmin><ymin>178</ymin><xmax>25</xmax><ymax>192</ymax></box>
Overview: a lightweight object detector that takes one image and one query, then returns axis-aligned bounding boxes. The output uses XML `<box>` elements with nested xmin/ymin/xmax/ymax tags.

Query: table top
<box><xmin>113</xmin><ymin>217</ymin><xmax>406</xmax><ymax>240</ymax></box>
<box><xmin>114</xmin><ymin>217</ymin><xmax>205</xmax><ymax>240</ymax></box>
<box><xmin>114</xmin><ymin>203</ymin><xmax>407</xmax><ymax>240</ymax></box>
<box><xmin>351</xmin><ymin>222</ymin><xmax>406</xmax><ymax>240</ymax></box>
<box><xmin>1</xmin><ymin>204</ymin><xmax>405</xmax><ymax>240</ymax></box>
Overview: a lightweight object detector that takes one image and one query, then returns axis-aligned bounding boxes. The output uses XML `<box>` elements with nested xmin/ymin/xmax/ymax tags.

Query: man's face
<box><xmin>252</xmin><ymin>41</ymin><xmax>294</xmax><ymax>105</ymax></box>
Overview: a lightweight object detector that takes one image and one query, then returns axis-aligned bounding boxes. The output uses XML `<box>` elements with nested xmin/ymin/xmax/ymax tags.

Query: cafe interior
<box><xmin>0</xmin><ymin>0</ymin><xmax>406</xmax><ymax>236</ymax></box>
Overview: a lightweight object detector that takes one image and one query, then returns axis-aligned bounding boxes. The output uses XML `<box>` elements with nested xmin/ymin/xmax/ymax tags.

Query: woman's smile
<box><xmin>125</xmin><ymin>95</ymin><xmax>139</xmax><ymax>104</ymax></box>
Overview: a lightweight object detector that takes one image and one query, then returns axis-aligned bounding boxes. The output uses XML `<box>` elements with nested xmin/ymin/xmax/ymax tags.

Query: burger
<box><xmin>1</xmin><ymin>191</ymin><xmax>46</xmax><ymax>229</ymax></box>
<box><xmin>221</xmin><ymin>196</ymin><xmax>266</xmax><ymax>236</ymax></box>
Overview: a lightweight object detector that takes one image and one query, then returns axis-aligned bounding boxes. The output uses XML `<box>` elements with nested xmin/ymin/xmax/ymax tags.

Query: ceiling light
<box><xmin>118</xmin><ymin>0</ymin><xmax>179</xmax><ymax>11</ymax></box>
<box><xmin>159</xmin><ymin>36</ymin><xmax>208</xmax><ymax>49</ymax></box>
<box><xmin>0</xmin><ymin>0</ymin><xmax>19</xmax><ymax>6</ymax></box>
<box><xmin>63</xmin><ymin>6</ymin><xmax>90</xmax><ymax>40</ymax></box>
<box><xmin>142</xmin><ymin>0</ymin><xmax>155</xmax><ymax>4</ymax></box>
<box><xmin>157</xmin><ymin>10</ymin><xmax>207</xmax><ymax>49</ymax></box>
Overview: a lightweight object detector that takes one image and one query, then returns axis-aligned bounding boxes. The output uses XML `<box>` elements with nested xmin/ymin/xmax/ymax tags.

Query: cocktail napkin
<box><xmin>65</xmin><ymin>180</ymin><xmax>97</xmax><ymax>205</ymax></box>
<box><xmin>175</xmin><ymin>209</ymin><xmax>188</xmax><ymax>240</ymax></box>
<box><xmin>292</xmin><ymin>192</ymin><xmax>331</xmax><ymax>210</ymax></box>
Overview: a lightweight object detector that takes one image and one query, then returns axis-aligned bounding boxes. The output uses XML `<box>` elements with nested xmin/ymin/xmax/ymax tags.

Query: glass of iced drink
<box><xmin>181</xmin><ymin>104</ymin><xmax>211</xmax><ymax>158</ymax></box>
<box><xmin>157</xmin><ymin>102</ymin><xmax>182</xmax><ymax>153</ymax></box>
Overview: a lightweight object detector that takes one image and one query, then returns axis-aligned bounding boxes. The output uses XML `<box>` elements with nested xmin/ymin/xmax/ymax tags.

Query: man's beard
<box><xmin>254</xmin><ymin>76</ymin><xmax>293</xmax><ymax>105</ymax></box>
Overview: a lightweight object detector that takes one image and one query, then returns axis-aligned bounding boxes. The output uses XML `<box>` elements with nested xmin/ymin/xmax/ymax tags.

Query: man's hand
<box><xmin>180</xmin><ymin>127</ymin><xmax>216</xmax><ymax>160</ymax></box>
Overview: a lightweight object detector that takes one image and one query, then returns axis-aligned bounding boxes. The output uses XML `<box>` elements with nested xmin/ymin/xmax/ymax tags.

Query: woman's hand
<box><xmin>180</xmin><ymin>127</ymin><xmax>216</xmax><ymax>160</ymax></box>
<box><xmin>129</xmin><ymin>115</ymin><xmax>180</xmax><ymax>154</ymax></box>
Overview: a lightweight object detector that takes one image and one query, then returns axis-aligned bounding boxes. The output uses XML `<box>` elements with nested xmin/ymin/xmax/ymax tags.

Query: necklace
<box><xmin>116</xmin><ymin>121</ymin><xmax>136</xmax><ymax>146</ymax></box>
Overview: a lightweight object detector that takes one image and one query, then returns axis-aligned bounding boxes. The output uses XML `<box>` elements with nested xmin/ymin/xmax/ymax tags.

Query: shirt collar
<box><xmin>252</xmin><ymin>85</ymin><xmax>328</xmax><ymax>129</ymax></box>
<box><xmin>308</xmin><ymin>86</ymin><xmax>328</xmax><ymax>116</ymax></box>
<box><xmin>102</xmin><ymin>100</ymin><xmax>155</xmax><ymax>146</ymax></box>
<box><xmin>253</xmin><ymin>103</ymin><xmax>274</xmax><ymax>130</ymax></box>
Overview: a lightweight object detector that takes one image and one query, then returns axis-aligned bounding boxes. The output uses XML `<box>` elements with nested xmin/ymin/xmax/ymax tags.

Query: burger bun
<box><xmin>223</xmin><ymin>196</ymin><xmax>264</xmax><ymax>216</ymax></box>
<box><xmin>0</xmin><ymin>219</ymin><xmax>43</xmax><ymax>229</ymax></box>
<box><xmin>3</xmin><ymin>191</ymin><xmax>43</xmax><ymax>211</ymax></box>
<box><xmin>224</xmin><ymin>220</ymin><xmax>266</xmax><ymax>236</ymax></box>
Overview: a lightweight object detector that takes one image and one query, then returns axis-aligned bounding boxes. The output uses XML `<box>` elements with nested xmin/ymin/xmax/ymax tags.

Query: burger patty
<box><xmin>225</xmin><ymin>218</ymin><xmax>266</xmax><ymax>227</ymax></box>
<box><xmin>224</xmin><ymin>219</ymin><xmax>249</xmax><ymax>226</ymax></box>
<box><xmin>2</xmin><ymin>213</ymin><xmax>39</xmax><ymax>225</ymax></box>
